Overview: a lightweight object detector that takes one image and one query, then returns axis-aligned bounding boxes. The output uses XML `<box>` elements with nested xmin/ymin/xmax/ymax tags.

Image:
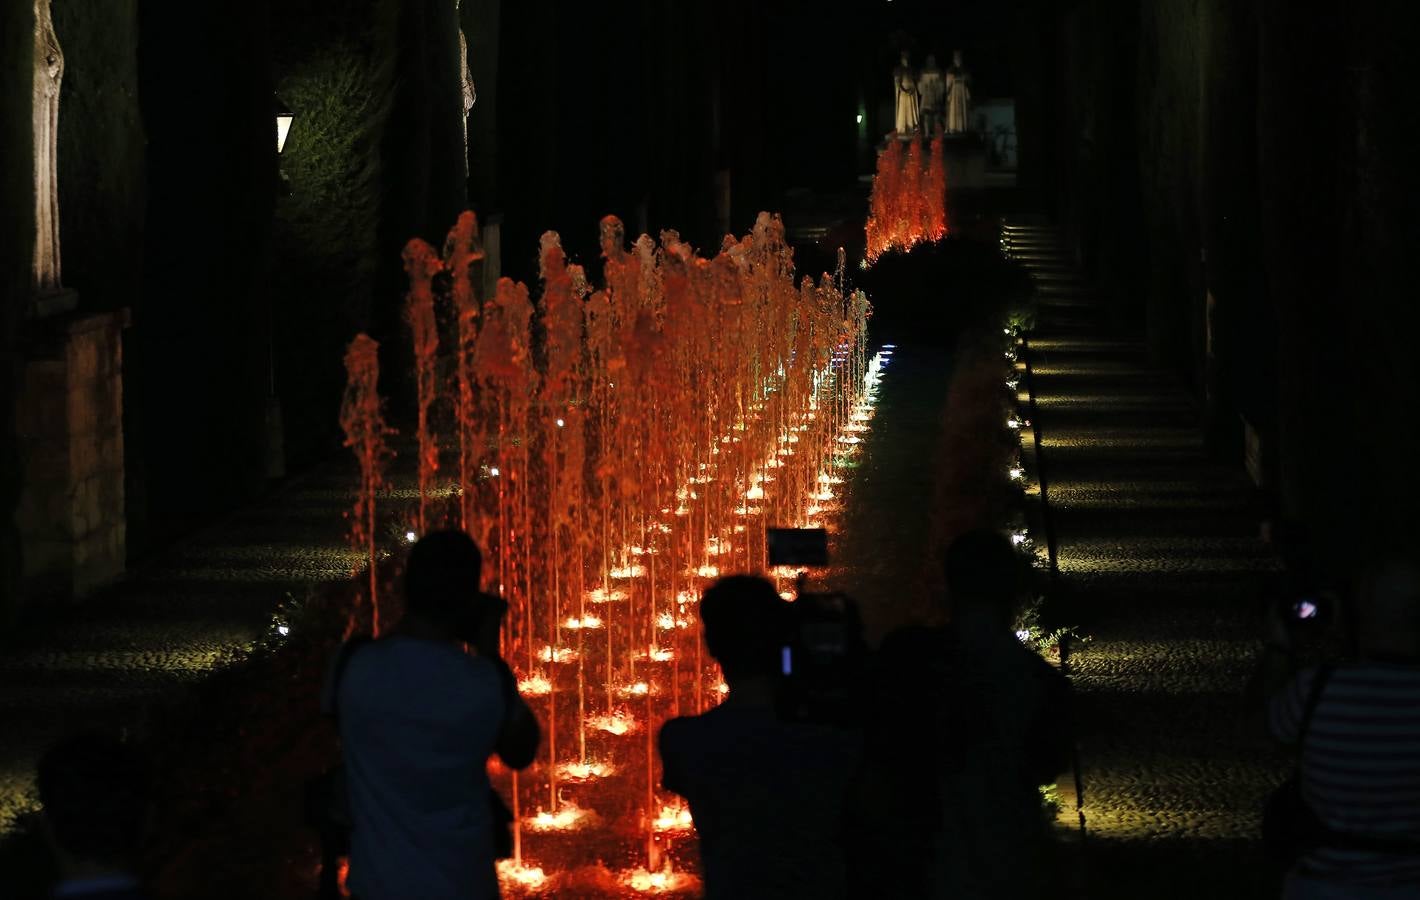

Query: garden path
<box><xmin>0</xmin><ymin>463</ymin><xmax>359</xmax><ymax>835</ymax></box>
<box><xmin>1008</xmin><ymin>219</ymin><xmax>1288</xmax><ymax>899</ymax></box>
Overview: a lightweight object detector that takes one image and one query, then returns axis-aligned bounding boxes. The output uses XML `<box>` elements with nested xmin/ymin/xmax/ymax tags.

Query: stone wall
<box><xmin>15</xmin><ymin>311</ymin><xmax>128</xmax><ymax>599</ymax></box>
<box><xmin>1</xmin><ymin>0</ymin><xmax>36</xmax><ymax>625</ymax></box>
<box><xmin>1034</xmin><ymin>0</ymin><xmax>1420</xmax><ymax>573</ymax></box>
<box><xmin>1039</xmin><ymin>1</ymin><xmax>1269</xmax><ymax>454</ymax></box>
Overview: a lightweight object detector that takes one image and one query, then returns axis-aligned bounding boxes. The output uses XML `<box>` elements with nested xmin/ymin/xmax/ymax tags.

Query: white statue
<box><xmin>33</xmin><ymin>0</ymin><xmax>64</xmax><ymax>292</ymax></box>
<box><xmin>917</xmin><ymin>54</ymin><xmax>945</xmax><ymax>136</ymax></box>
<box><xmin>944</xmin><ymin>50</ymin><xmax>972</xmax><ymax>135</ymax></box>
<box><xmin>892</xmin><ymin>51</ymin><xmax>919</xmax><ymax>135</ymax></box>
<box><xmin>457</xmin><ymin>0</ymin><xmax>476</xmax><ymax>174</ymax></box>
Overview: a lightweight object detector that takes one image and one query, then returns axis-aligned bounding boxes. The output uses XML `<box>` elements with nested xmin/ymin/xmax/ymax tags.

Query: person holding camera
<box><xmin>658</xmin><ymin>575</ymin><xmax>864</xmax><ymax>900</ymax></box>
<box><xmin>1259</xmin><ymin>556</ymin><xmax>1420</xmax><ymax>898</ymax></box>
<box><xmin>322</xmin><ymin>530</ymin><xmax>540</xmax><ymax>900</ymax></box>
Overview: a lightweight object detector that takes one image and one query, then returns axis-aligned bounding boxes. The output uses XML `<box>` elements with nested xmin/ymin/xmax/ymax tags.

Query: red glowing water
<box><xmin>338</xmin><ymin>333</ymin><xmax>393</xmax><ymax>636</ymax></box>
<box><xmin>927</xmin><ymin>133</ymin><xmax>948</xmax><ymax>241</ymax></box>
<box><xmin>339</xmin><ymin>210</ymin><xmax>878</xmax><ymax>892</ymax></box>
<box><xmin>445</xmin><ymin>211</ymin><xmax>485</xmax><ymax>535</ymax></box>
<box><xmin>402</xmin><ymin>238</ymin><xmax>443</xmax><ymax>533</ymax></box>
<box><xmin>865</xmin><ymin>132</ymin><xmax>948</xmax><ymax>262</ymax></box>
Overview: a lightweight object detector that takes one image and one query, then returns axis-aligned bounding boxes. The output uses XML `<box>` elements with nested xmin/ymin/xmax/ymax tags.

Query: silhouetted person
<box><xmin>323</xmin><ymin>530</ymin><xmax>539</xmax><ymax>900</ymax></box>
<box><xmin>870</xmin><ymin>530</ymin><xmax>1071</xmax><ymax>899</ymax></box>
<box><xmin>658</xmin><ymin>575</ymin><xmax>863</xmax><ymax>899</ymax></box>
<box><xmin>36</xmin><ymin>732</ymin><xmax>153</xmax><ymax>900</ymax></box>
<box><xmin>1261</xmin><ymin>556</ymin><xmax>1420</xmax><ymax>898</ymax></box>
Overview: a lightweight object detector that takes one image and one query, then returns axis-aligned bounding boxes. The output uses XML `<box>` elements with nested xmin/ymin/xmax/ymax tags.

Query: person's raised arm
<box><xmin>658</xmin><ymin>719</ymin><xmax>688</xmax><ymax>798</ymax></box>
<box><xmin>1247</xmin><ymin>601</ymin><xmax>1309</xmax><ymax>743</ymax></box>
<box><xmin>472</xmin><ymin>606</ymin><xmax>541</xmax><ymax>769</ymax></box>
<box><xmin>492</xmin><ymin>661</ymin><xmax>540</xmax><ymax>770</ymax></box>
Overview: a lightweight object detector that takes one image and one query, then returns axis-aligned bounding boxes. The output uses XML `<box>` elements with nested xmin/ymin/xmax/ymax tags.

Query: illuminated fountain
<box><xmin>402</xmin><ymin>239</ymin><xmax>442</xmax><ymax>533</ymax></box>
<box><xmin>340</xmin><ymin>210</ymin><xmax>891</xmax><ymax>894</ymax></box>
<box><xmin>865</xmin><ymin>133</ymin><xmax>947</xmax><ymax>263</ymax></box>
<box><xmin>338</xmin><ymin>333</ymin><xmax>393</xmax><ymax>636</ymax></box>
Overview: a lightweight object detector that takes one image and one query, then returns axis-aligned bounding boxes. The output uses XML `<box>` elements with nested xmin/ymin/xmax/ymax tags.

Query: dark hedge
<box><xmin>272</xmin><ymin>0</ymin><xmax>399</xmax><ymax>466</ymax></box>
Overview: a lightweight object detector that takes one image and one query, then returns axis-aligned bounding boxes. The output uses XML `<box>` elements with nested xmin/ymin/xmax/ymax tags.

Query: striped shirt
<box><xmin>1270</xmin><ymin>663</ymin><xmax>1420</xmax><ymax>886</ymax></box>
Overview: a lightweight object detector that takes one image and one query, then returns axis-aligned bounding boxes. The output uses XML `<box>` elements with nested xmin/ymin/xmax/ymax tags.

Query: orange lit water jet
<box><xmin>338</xmin><ymin>209</ymin><xmax>891</xmax><ymax>894</ymax></box>
<box><xmin>338</xmin><ymin>334</ymin><xmax>393</xmax><ymax>635</ymax></box>
<box><xmin>865</xmin><ymin>132</ymin><xmax>948</xmax><ymax>262</ymax></box>
<box><xmin>402</xmin><ymin>239</ymin><xmax>442</xmax><ymax>533</ymax></box>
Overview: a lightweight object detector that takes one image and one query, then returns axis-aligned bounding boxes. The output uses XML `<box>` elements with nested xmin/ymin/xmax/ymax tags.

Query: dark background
<box><xmin>3</xmin><ymin>0</ymin><xmax>1417</xmax><ymax>623</ymax></box>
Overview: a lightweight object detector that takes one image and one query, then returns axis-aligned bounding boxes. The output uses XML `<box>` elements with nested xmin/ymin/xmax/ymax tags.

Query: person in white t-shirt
<box><xmin>327</xmin><ymin>530</ymin><xmax>539</xmax><ymax>900</ymax></box>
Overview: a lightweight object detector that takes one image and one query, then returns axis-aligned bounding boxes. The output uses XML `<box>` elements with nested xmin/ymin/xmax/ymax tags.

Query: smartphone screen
<box><xmin>781</xmin><ymin>646</ymin><xmax>793</xmax><ymax>676</ymax></box>
<box><xmin>1293</xmin><ymin>599</ymin><xmax>1319</xmax><ymax>620</ymax></box>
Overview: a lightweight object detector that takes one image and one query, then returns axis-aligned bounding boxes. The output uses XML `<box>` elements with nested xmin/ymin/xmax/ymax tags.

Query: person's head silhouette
<box><xmin>404</xmin><ymin>529</ymin><xmax>484</xmax><ymax>625</ymax></box>
<box><xmin>700</xmin><ymin>575</ymin><xmax>787</xmax><ymax>684</ymax></box>
<box><xmin>943</xmin><ymin>529</ymin><xmax>1025</xmax><ymax>630</ymax></box>
<box><xmin>37</xmin><ymin>732</ymin><xmax>150</xmax><ymax>884</ymax></box>
<box><xmin>401</xmin><ymin>529</ymin><xmax>507</xmax><ymax>652</ymax></box>
<box><xmin>1352</xmin><ymin>556</ymin><xmax>1420</xmax><ymax>661</ymax></box>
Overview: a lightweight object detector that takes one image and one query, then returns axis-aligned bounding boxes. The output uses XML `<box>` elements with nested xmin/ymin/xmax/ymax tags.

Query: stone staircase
<box><xmin>1003</xmin><ymin>220</ymin><xmax>1288</xmax><ymax>899</ymax></box>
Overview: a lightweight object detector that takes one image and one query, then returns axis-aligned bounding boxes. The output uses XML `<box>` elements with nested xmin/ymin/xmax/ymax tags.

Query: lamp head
<box><xmin>274</xmin><ymin>96</ymin><xmax>294</xmax><ymax>155</ymax></box>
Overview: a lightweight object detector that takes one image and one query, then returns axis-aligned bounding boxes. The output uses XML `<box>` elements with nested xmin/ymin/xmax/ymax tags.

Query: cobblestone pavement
<box><xmin>833</xmin><ymin>343</ymin><xmax>955</xmax><ymax>645</ymax></box>
<box><xmin>0</xmin><ymin>463</ymin><xmax>362</xmax><ymax>835</ymax></box>
<box><xmin>1007</xmin><ymin>221</ymin><xmax>1290</xmax><ymax>898</ymax></box>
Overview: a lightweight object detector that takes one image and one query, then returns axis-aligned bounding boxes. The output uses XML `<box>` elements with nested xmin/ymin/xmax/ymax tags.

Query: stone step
<box><xmin>1010</xmin><ymin>249</ymin><xmax>1070</xmax><ymax>260</ymax></box>
<box><xmin>1006</xmin><ymin>241</ymin><xmax>1068</xmax><ymax>251</ymax></box>
<box><xmin>1038</xmin><ymin>297</ymin><xmax>1101</xmax><ymax>311</ymax></box>
<box><xmin>1031</xmin><ymin>274</ymin><xmax>1091</xmax><ymax>287</ymax></box>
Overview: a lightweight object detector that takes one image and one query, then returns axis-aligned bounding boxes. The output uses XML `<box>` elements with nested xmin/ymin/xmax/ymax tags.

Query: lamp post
<box><xmin>274</xmin><ymin>96</ymin><xmax>294</xmax><ymax>195</ymax></box>
<box><xmin>266</xmin><ymin>96</ymin><xmax>295</xmax><ymax>480</ymax></box>
<box><xmin>275</xmin><ymin>97</ymin><xmax>294</xmax><ymax>154</ymax></box>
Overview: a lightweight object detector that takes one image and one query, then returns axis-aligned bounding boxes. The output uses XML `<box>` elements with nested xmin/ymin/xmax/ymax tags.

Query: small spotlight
<box><xmin>855</xmin><ymin>113</ymin><xmax>864</xmax><ymax>124</ymax></box>
<box><xmin>556</xmin><ymin>418</ymin><xmax>565</xmax><ymax>428</ymax></box>
<box><xmin>490</xmin><ymin>467</ymin><xmax>500</xmax><ymax>477</ymax></box>
<box><xmin>277</xmin><ymin>624</ymin><xmax>291</xmax><ymax>637</ymax></box>
<box><xmin>1009</xmin><ymin>466</ymin><xmax>1026</xmax><ymax>481</ymax></box>
<box><xmin>1015</xmin><ymin>629</ymin><xmax>1031</xmax><ymax>643</ymax></box>
<box><xmin>405</xmin><ymin>530</ymin><xmax>418</xmax><ymax>544</ymax></box>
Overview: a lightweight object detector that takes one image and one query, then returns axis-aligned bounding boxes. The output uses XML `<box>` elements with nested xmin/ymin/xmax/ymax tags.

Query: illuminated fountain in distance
<box><xmin>865</xmin><ymin>134</ymin><xmax>948</xmax><ymax>264</ymax></box>
<box><xmin>339</xmin><ymin>210</ymin><xmax>891</xmax><ymax>895</ymax></box>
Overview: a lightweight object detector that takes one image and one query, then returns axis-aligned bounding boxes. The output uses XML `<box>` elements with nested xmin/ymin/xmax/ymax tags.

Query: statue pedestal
<box><xmin>27</xmin><ymin>287</ymin><xmax>78</xmax><ymax>320</ymax></box>
<box><xmin>14</xmin><ymin>305</ymin><xmax>131</xmax><ymax>601</ymax></box>
<box><xmin>943</xmin><ymin>133</ymin><xmax>988</xmax><ymax>190</ymax></box>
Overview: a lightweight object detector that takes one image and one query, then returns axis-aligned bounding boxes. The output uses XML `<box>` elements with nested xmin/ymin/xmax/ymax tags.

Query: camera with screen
<box><xmin>766</xmin><ymin>527</ymin><xmax>867</xmax><ymax>727</ymax></box>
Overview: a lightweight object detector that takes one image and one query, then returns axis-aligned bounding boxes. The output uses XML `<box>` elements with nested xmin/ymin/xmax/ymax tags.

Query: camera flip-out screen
<box><xmin>766</xmin><ymin>527</ymin><xmax>829</xmax><ymax>568</ymax></box>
